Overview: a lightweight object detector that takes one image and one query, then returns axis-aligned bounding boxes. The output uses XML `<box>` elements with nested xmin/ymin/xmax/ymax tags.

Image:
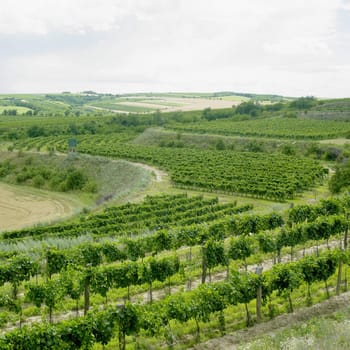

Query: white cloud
<box><xmin>0</xmin><ymin>0</ymin><xmax>349</xmax><ymax>97</ymax></box>
<box><xmin>0</xmin><ymin>0</ymin><xmax>126</xmax><ymax>35</ymax></box>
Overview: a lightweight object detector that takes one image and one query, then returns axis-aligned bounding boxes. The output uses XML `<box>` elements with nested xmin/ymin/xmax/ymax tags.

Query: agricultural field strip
<box><xmin>115</xmin><ymin>101</ymin><xmax>180</xmax><ymax>109</ymax></box>
<box><xmin>167</xmin><ymin>117</ymin><xmax>350</xmax><ymax>139</ymax></box>
<box><xmin>14</xmin><ymin>133</ymin><xmax>135</xmax><ymax>151</ymax></box>
<box><xmin>0</xmin><ymin>106</ymin><xmax>32</xmax><ymax>114</ymax></box>
<box><xmin>77</xmin><ymin>142</ymin><xmax>324</xmax><ymax>201</ymax></box>
<box><xmin>0</xmin><ymin>115</ymin><xmax>100</xmax><ymax>127</ymax></box>
<box><xmin>89</xmin><ymin>101</ymin><xmax>156</xmax><ymax>113</ymax></box>
<box><xmin>89</xmin><ymin>96</ymin><xmax>239</xmax><ymax>113</ymax></box>
<box><xmin>16</xmin><ymin>135</ymin><xmax>325</xmax><ymax>201</ymax></box>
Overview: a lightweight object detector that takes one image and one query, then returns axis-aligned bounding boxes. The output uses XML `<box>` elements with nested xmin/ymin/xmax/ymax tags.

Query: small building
<box><xmin>68</xmin><ymin>138</ymin><xmax>77</xmax><ymax>153</ymax></box>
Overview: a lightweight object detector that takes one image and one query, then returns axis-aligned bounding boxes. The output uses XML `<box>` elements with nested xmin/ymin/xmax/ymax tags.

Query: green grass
<box><xmin>0</xmin><ymin>151</ymin><xmax>154</xmax><ymax>210</ymax></box>
<box><xmin>0</xmin><ymin>106</ymin><xmax>32</xmax><ymax>114</ymax></box>
<box><xmin>1</xmin><ymin>92</ymin><xmax>350</xmax><ymax>349</ymax></box>
<box><xmin>238</xmin><ymin>308</ymin><xmax>350</xmax><ymax>350</ymax></box>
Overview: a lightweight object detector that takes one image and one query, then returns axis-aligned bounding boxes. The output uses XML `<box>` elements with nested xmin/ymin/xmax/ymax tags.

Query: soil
<box><xmin>0</xmin><ymin>183</ymin><xmax>80</xmax><ymax>232</ymax></box>
<box><xmin>87</xmin><ymin>98</ymin><xmax>240</xmax><ymax>114</ymax></box>
<box><xmin>0</xmin><ymin>152</ymin><xmax>167</xmax><ymax>231</ymax></box>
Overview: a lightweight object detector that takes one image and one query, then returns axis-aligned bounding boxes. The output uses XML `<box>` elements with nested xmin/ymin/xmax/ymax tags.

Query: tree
<box><xmin>316</xmin><ymin>253</ymin><xmax>337</xmax><ymax>298</ymax></box>
<box><xmin>257</xmin><ymin>233</ymin><xmax>277</xmax><ymax>264</ymax></box>
<box><xmin>27</xmin><ymin>125</ymin><xmax>46</xmax><ymax>138</ymax></box>
<box><xmin>279</xmin><ymin>226</ymin><xmax>305</xmax><ymax>261</ymax></box>
<box><xmin>190</xmin><ymin>285</ymin><xmax>225</xmax><ymax>341</ymax></box>
<box><xmin>62</xmin><ymin>268</ymin><xmax>84</xmax><ymax>316</ymax></box>
<box><xmin>235</xmin><ymin>101</ymin><xmax>262</xmax><ymax>116</ymax></box>
<box><xmin>215</xmin><ymin>139</ymin><xmax>226</xmax><ymax>150</ymax></box>
<box><xmin>289</xmin><ymin>96</ymin><xmax>317</xmax><ymax>110</ymax></box>
<box><xmin>90</xmin><ymin>308</ymin><xmax>117</xmax><ymax>347</ymax></box>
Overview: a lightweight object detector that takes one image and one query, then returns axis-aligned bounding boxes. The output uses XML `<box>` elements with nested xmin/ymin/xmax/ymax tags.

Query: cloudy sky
<box><xmin>0</xmin><ymin>0</ymin><xmax>349</xmax><ymax>97</ymax></box>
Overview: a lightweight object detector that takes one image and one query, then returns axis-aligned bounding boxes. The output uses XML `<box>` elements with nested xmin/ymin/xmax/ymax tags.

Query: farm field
<box><xmin>0</xmin><ymin>194</ymin><xmax>349</xmax><ymax>349</ymax></box>
<box><xmin>13</xmin><ymin>134</ymin><xmax>326</xmax><ymax>201</ymax></box>
<box><xmin>0</xmin><ymin>106</ymin><xmax>32</xmax><ymax>115</ymax></box>
<box><xmin>1</xmin><ymin>95</ymin><xmax>350</xmax><ymax>349</ymax></box>
<box><xmin>167</xmin><ymin>117</ymin><xmax>350</xmax><ymax>139</ymax></box>
<box><xmin>0</xmin><ymin>182</ymin><xmax>80</xmax><ymax>231</ymax></box>
<box><xmin>0</xmin><ymin>152</ymin><xmax>164</xmax><ymax>230</ymax></box>
<box><xmin>88</xmin><ymin>96</ymin><xmax>241</xmax><ymax>113</ymax></box>
<box><xmin>0</xmin><ymin>92</ymin><xmax>252</xmax><ymax>116</ymax></box>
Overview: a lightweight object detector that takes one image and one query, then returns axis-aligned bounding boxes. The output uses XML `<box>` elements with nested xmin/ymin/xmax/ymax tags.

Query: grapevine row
<box><xmin>0</xmin><ymin>248</ymin><xmax>347</xmax><ymax>350</ymax></box>
<box><xmin>12</xmin><ymin>134</ymin><xmax>325</xmax><ymax>200</ymax></box>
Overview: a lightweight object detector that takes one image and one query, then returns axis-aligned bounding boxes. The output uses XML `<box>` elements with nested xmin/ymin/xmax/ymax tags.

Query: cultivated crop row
<box><xmin>14</xmin><ymin>135</ymin><xmax>325</xmax><ymax>200</ymax></box>
<box><xmin>167</xmin><ymin>117</ymin><xmax>350</xmax><ymax>139</ymax></box>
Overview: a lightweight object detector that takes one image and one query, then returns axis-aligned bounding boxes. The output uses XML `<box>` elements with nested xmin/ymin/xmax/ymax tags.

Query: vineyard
<box><xmin>1</xmin><ymin>194</ymin><xmax>253</xmax><ymax>240</ymax></box>
<box><xmin>166</xmin><ymin>117</ymin><xmax>350</xmax><ymax>139</ymax></box>
<box><xmin>1</xmin><ymin>95</ymin><xmax>350</xmax><ymax>349</ymax></box>
<box><xmin>13</xmin><ymin>134</ymin><xmax>325</xmax><ymax>201</ymax></box>
<box><xmin>0</xmin><ymin>194</ymin><xmax>349</xmax><ymax>349</ymax></box>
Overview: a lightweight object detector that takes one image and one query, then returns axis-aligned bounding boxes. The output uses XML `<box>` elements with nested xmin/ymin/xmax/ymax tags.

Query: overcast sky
<box><xmin>0</xmin><ymin>0</ymin><xmax>349</xmax><ymax>97</ymax></box>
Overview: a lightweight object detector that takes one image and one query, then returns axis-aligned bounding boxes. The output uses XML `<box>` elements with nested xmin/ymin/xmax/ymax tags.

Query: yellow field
<box><xmin>0</xmin><ymin>182</ymin><xmax>82</xmax><ymax>231</ymax></box>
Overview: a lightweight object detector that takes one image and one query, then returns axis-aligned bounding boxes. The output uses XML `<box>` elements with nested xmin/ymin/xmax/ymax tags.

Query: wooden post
<box><xmin>255</xmin><ymin>264</ymin><xmax>263</xmax><ymax>322</ymax></box>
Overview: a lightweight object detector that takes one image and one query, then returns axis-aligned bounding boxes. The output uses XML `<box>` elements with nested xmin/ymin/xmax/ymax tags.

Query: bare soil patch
<box><xmin>319</xmin><ymin>138</ymin><xmax>350</xmax><ymax>145</ymax></box>
<box><xmin>131</xmin><ymin>162</ymin><xmax>166</xmax><ymax>182</ymax></box>
<box><xmin>0</xmin><ymin>183</ymin><xmax>80</xmax><ymax>232</ymax></box>
<box><xmin>89</xmin><ymin>97</ymin><xmax>240</xmax><ymax>114</ymax></box>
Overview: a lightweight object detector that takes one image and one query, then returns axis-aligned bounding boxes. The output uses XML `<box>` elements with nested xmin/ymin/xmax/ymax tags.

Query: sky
<box><xmin>0</xmin><ymin>0</ymin><xmax>349</xmax><ymax>97</ymax></box>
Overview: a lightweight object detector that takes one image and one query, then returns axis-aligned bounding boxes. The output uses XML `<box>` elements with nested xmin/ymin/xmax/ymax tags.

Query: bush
<box><xmin>32</xmin><ymin>174</ymin><xmax>45</xmax><ymax>188</ymax></box>
<box><xmin>215</xmin><ymin>139</ymin><xmax>226</xmax><ymax>150</ymax></box>
<box><xmin>280</xmin><ymin>144</ymin><xmax>296</xmax><ymax>156</ymax></box>
<box><xmin>65</xmin><ymin>169</ymin><xmax>88</xmax><ymax>191</ymax></box>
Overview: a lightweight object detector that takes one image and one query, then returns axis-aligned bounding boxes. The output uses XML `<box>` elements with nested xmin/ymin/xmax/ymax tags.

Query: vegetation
<box><xmin>1</xmin><ymin>93</ymin><xmax>350</xmax><ymax>349</ymax></box>
<box><xmin>12</xmin><ymin>135</ymin><xmax>326</xmax><ymax>201</ymax></box>
<box><xmin>0</xmin><ymin>152</ymin><xmax>152</xmax><ymax>208</ymax></box>
<box><xmin>167</xmin><ymin>117</ymin><xmax>350</xmax><ymax>139</ymax></box>
<box><xmin>0</xmin><ymin>156</ymin><xmax>94</xmax><ymax>193</ymax></box>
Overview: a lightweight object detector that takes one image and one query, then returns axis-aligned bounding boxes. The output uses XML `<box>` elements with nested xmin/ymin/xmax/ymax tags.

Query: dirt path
<box><xmin>193</xmin><ymin>291</ymin><xmax>350</xmax><ymax>350</ymax></box>
<box><xmin>130</xmin><ymin>162</ymin><xmax>166</xmax><ymax>182</ymax></box>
